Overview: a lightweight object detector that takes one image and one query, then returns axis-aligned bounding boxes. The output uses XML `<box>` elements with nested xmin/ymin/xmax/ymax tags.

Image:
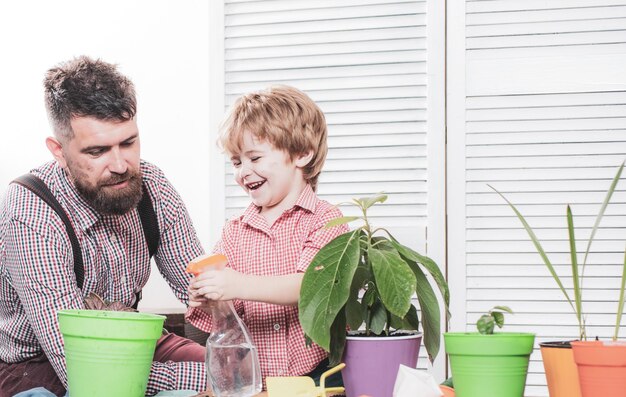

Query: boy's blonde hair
<box><xmin>219</xmin><ymin>85</ymin><xmax>328</xmax><ymax>191</ymax></box>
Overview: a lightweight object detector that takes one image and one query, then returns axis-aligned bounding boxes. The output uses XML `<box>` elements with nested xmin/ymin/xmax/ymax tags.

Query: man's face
<box><xmin>60</xmin><ymin>117</ymin><xmax>142</xmax><ymax>215</ymax></box>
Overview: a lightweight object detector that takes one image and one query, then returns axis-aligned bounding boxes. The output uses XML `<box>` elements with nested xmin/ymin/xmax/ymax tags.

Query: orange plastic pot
<box><xmin>440</xmin><ymin>385</ymin><xmax>455</xmax><ymax>397</ymax></box>
<box><xmin>571</xmin><ymin>340</ymin><xmax>626</xmax><ymax>397</ymax></box>
<box><xmin>540</xmin><ymin>341</ymin><xmax>581</xmax><ymax>397</ymax></box>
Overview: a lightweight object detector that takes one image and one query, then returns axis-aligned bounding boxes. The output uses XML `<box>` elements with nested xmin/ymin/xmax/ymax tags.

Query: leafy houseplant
<box><xmin>298</xmin><ymin>194</ymin><xmax>451</xmax><ymax>366</ymax></box>
<box><xmin>476</xmin><ymin>305</ymin><xmax>514</xmax><ymax>335</ymax></box>
<box><xmin>489</xmin><ymin>161</ymin><xmax>625</xmax><ymax>342</ymax></box>
<box><xmin>490</xmin><ymin>161</ymin><xmax>625</xmax><ymax>397</ymax></box>
<box><xmin>444</xmin><ymin>306</ymin><xmax>535</xmax><ymax>397</ymax></box>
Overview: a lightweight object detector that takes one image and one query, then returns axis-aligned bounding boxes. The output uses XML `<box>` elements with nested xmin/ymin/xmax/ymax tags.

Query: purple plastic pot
<box><xmin>342</xmin><ymin>332</ymin><xmax>422</xmax><ymax>397</ymax></box>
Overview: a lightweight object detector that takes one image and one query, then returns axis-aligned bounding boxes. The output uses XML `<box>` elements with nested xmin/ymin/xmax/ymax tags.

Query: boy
<box><xmin>187</xmin><ymin>85</ymin><xmax>347</xmax><ymax>387</ymax></box>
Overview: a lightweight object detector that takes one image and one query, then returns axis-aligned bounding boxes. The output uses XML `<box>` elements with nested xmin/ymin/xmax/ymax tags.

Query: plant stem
<box><xmin>385</xmin><ymin>310</ymin><xmax>391</xmax><ymax>335</ymax></box>
<box><xmin>361</xmin><ymin>202</ymin><xmax>376</xmax><ymax>337</ymax></box>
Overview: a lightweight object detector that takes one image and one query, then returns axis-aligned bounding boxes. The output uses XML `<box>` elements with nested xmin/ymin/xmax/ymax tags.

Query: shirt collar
<box><xmin>240</xmin><ymin>183</ymin><xmax>318</xmax><ymax>228</ymax></box>
<box><xmin>293</xmin><ymin>183</ymin><xmax>317</xmax><ymax>213</ymax></box>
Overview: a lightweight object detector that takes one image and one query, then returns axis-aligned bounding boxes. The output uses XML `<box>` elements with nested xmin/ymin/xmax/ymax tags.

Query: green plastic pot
<box><xmin>444</xmin><ymin>332</ymin><xmax>535</xmax><ymax>397</ymax></box>
<box><xmin>58</xmin><ymin>309</ymin><xmax>165</xmax><ymax>397</ymax></box>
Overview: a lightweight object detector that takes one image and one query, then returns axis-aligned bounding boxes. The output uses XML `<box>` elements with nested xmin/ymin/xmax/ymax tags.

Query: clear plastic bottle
<box><xmin>189</xmin><ymin>254</ymin><xmax>262</xmax><ymax>397</ymax></box>
<box><xmin>205</xmin><ymin>300</ymin><xmax>262</xmax><ymax>397</ymax></box>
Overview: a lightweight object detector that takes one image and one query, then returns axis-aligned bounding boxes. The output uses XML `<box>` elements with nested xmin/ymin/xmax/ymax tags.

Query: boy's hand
<box><xmin>190</xmin><ymin>267</ymin><xmax>245</xmax><ymax>301</ymax></box>
<box><xmin>188</xmin><ymin>283</ymin><xmax>211</xmax><ymax>310</ymax></box>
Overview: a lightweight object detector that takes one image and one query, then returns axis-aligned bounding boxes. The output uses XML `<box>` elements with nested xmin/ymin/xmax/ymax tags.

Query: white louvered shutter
<box><xmin>222</xmin><ymin>0</ymin><xmax>445</xmax><ymax>374</ymax></box>
<box><xmin>453</xmin><ymin>1</ymin><xmax>626</xmax><ymax>396</ymax></box>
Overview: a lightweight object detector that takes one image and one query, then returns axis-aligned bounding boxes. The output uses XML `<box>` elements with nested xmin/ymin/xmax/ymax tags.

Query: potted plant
<box><xmin>298</xmin><ymin>194</ymin><xmax>450</xmax><ymax>397</ymax></box>
<box><xmin>444</xmin><ymin>306</ymin><xmax>535</xmax><ymax>397</ymax></box>
<box><xmin>491</xmin><ymin>161</ymin><xmax>625</xmax><ymax>397</ymax></box>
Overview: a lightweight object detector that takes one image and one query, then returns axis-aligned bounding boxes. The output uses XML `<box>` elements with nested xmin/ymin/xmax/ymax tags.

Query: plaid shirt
<box><xmin>187</xmin><ymin>184</ymin><xmax>348</xmax><ymax>383</ymax></box>
<box><xmin>0</xmin><ymin>161</ymin><xmax>206</xmax><ymax>395</ymax></box>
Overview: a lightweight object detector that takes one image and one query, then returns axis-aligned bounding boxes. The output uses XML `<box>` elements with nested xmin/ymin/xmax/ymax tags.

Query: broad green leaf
<box><xmin>412</xmin><ymin>264</ymin><xmax>441</xmax><ymax>361</ymax></box>
<box><xmin>492</xmin><ymin>306</ymin><xmax>513</xmax><ymax>314</ymax></box>
<box><xmin>490</xmin><ymin>185</ymin><xmax>576</xmax><ymax>317</ymax></box>
<box><xmin>356</xmin><ymin>194</ymin><xmax>388</xmax><ymax>210</ymax></box>
<box><xmin>582</xmin><ymin>161</ymin><xmax>624</xmax><ymax>269</ymax></box>
<box><xmin>346</xmin><ymin>263</ymin><xmax>368</xmax><ymax>331</ymax></box>
<box><xmin>359</xmin><ymin>237</ymin><xmax>369</xmax><ymax>252</ymax></box>
<box><xmin>389</xmin><ymin>313</ymin><xmax>404</xmax><ymax>330</ymax></box>
<box><xmin>299</xmin><ymin>230</ymin><xmax>361</xmax><ymax>350</ymax></box>
<box><xmin>362</xmin><ymin>283</ymin><xmax>376</xmax><ymax>307</ymax></box>
<box><xmin>346</xmin><ymin>296</ymin><xmax>364</xmax><ymax>330</ymax></box>
<box><xmin>390</xmin><ymin>238</ymin><xmax>450</xmax><ymax>318</ymax></box>
<box><xmin>371</xmin><ymin>236</ymin><xmax>394</xmax><ymax>251</ymax></box>
<box><xmin>390</xmin><ymin>304</ymin><xmax>420</xmax><ymax>331</ymax></box>
<box><xmin>361</xmin><ymin>281</ymin><xmax>377</xmax><ymax>332</ymax></box>
<box><xmin>404</xmin><ymin>304</ymin><xmax>420</xmax><ymax>331</ymax></box>
<box><xmin>615</xmin><ymin>245</ymin><xmax>626</xmax><ymax>341</ymax></box>
<box><xmin>328</xmin><ymin>310</ymin><xmax>347</xmax><ymax>366</ymax></box>
<box><xmin>325</xmin><ymin>216</ymin><xmax>360</xmax><ymax>228</ymax></box>
<box><xmin>477</xmin><ymin>314</ymin><xmax>495</xmax><ymax>335</ymax></box>
<box><xmin>350</xmin><ymin>264</ymin><xmax>369</xmax><ymax>297</ymax></box>
<box><xmin>369</xmin><ymin>248</ymin><xmax>416</xmax><ymax>318</ymax></box>
<box><xmin>567</xmin><ymin>205</ymin><xmax>584</xmax><ymax>340</ymax></box>
<box><xmin>492</xmin><ymin>312</ymin><xmax>504</xmax><ymax>328</ymax></box>
<box><xmin>369</xmin><ymin>300</ymin><xmax>387</xmax><ymax>335</ymax></box>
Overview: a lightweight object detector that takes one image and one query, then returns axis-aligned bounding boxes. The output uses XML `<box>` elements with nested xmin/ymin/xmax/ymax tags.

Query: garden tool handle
<box><xmin>322</xmin><ymin>387</ymin><xmax>345</xmax><ymax>395</ymax></box>
<box><xmin>319</xmin><ymin>363</ymin><xmax>346</xmax><ymax>391</ymax></box>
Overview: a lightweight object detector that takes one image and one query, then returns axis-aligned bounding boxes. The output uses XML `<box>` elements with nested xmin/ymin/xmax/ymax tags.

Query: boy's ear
<box><xmin>294</xmin><ymin>150</ymin><xmax>314</xmax><ymax>168</ymax></box>
<box><xmin>46</xmin><ymin>136</ymin><xmax>68</xmax><ymax>168</ymax></box>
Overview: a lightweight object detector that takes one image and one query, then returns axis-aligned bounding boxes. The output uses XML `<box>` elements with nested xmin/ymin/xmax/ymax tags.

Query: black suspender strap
<box><xmin>138</xmin><ymin>184</ymin><xmax>160</xmax><ymax>258</ymax></box>
<box><xmin>134</xmin><ymin>184</ymin><xmax>160</xmax><ymax>307</ymax></box>
<box><xmin>13</xmin><ymin>174</ymin><xmax>85</xmax><ymax>289</ymax></box>
<box><xmin>12</xmin><ymin>173</ymin><xmax>160</xmax><ymax>309</ymax></box>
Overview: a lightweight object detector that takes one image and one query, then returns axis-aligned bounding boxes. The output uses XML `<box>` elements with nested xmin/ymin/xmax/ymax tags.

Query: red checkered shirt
<box><xmin>0</xmin><ymin>161</ymin><xmax>207</xmax><ymax>395</ymax></box>
<box><xmin>187</xmin><ymin>184</ymin><xmax>348</xmax><ymax>383</ymax></box>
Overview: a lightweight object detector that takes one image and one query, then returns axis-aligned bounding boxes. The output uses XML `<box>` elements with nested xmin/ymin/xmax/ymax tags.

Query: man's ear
<box><xmin>46</xmin><ymin>136</ymin><xmax>67</xmax><ymax>168</ymax></box>
<box><xmin>294</xmin><ymin>150</ymin><xmax>314</xmax><ymax>168</ymax></box>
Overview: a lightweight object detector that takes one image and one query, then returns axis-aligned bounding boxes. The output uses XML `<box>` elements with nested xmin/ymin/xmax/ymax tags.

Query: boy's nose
<box><xmin>239</xmin><ymin>162</ymin><xmax>253</xmax><ymax>177</ymax></box>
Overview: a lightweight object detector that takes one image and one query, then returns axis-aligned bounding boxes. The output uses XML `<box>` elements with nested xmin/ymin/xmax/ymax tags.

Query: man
<box><xmin>0</xmin><ymin>56</ymin><xmax>207</xmax><ymax>395</ymax></box>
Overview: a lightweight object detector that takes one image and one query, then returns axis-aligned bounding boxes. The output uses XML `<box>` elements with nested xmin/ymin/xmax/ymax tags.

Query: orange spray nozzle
<box><xmin>186</xmin><ymin>254</ymin><xmax>228</xmax><ymax>276</ymax></box>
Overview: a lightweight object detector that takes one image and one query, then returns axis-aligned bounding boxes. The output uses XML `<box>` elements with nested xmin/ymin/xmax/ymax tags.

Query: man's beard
<box><xmin>68</xmin><ymin>162</ymin><xmax>143</xmax><ymax>216</ymax></box>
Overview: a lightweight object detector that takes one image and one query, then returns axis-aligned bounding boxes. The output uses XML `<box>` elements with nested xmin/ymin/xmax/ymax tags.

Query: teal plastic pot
<box><xmin>444</xmin><ymin>332</ymin><xmax>535</xmax><ymax>397</ymax></box>
<box><xmin>58</xmin><ymin>309</ymin><xmax>165</xmax><ymax>397</ymax></box>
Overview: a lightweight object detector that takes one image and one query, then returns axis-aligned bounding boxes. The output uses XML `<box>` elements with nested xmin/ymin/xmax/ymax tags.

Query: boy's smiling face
<box><xmin>231</xmin><ymin>131</ymin><xmax>312</xmax><ymax>218</ymax></box>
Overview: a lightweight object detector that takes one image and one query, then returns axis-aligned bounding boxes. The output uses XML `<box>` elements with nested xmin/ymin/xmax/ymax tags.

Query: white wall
<box><xmin>0</xmin><ymin>0</ymin><xmax>217</xmax><ymax>312</ymax></box>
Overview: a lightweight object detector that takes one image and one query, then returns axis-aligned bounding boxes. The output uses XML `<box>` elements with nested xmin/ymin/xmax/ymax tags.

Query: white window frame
<box><xmin>208</xmin><ymin>1</ymin><xmax>227</xmax><ymax>249</ymax></box>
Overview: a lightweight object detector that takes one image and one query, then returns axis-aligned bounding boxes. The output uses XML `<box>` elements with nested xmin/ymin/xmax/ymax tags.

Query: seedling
<box><xmin>477</xmin><ymin>306</ymin><xmax>513</xmax><ymax>335</ymax></box>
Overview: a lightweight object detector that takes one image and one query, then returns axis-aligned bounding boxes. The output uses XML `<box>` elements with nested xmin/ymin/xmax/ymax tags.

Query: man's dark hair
<box><xmin>44</xmin><ymin>55</ymin><xmax>137</xmax><ymax>142</ymax></box>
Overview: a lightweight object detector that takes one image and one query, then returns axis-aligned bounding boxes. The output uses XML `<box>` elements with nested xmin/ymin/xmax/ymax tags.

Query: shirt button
<box><xmin>273</xmin><ymin>323</ymin><xmax>281</xmax><ymax>331</ymax></box>
<box><xmin>110</xmin><ymin>233</ymin><xmax>118</xmax><ymax>243</ymax></box>
<box><xmin>277</xmin><ymin>369</ymin><xmax>283</xmax><ymax>376</ymax></box>
<box><xmin>120</xmin><ymin>276</ymin><xmax>126</xmax><ymax>284</ymax></box>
